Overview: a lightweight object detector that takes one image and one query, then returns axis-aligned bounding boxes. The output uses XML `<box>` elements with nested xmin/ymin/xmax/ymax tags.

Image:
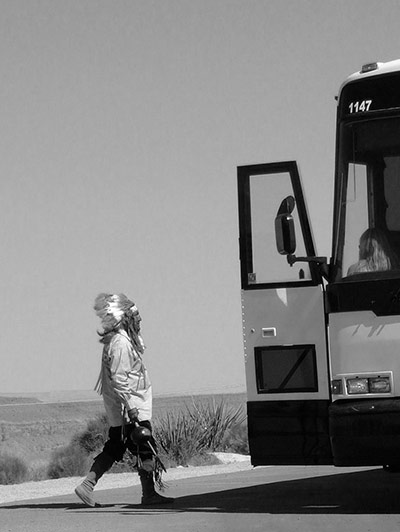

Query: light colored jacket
<box><xmin>99</xmin><ymin>330</ymin><xmax>152</xmax><ymax>426</ymax></box>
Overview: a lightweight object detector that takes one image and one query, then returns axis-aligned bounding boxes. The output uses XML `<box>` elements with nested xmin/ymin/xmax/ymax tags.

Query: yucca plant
<box><xmin>188</xmin><ymin>398</ymin><xmax>245</xmax><ymax>451</ymax></box>
<box><xmin>153</xmin><ymin>398</ymin><xmax>246</xmax><ymax>466</ymax></box>
<box><xmin>154</xmin><ymin>410</ymin><xmax>205</xmax><ymax>465</ymax></box>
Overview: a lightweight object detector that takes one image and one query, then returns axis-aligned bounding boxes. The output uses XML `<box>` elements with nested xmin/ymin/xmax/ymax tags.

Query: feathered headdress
<box><xmin>94</xmin><ymin>293</ymin><xmax>135</xmax><ymax>332</ymax></box>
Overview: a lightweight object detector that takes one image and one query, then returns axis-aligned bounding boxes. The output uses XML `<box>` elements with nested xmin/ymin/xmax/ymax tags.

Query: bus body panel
<box><xmin>242</xmin><ymin>286</ymin><xmax>332</xmax><ymax>465</ymax></box>
<box><xmin>329</xmin><ymin>311</ymin><xmax>400</xmax><ymax>400</ymax></box>
<box><xmin>242</xmin><ymin>286</ymin><xmax>330</xmax><ymax>402</ymax></box>
<box><xmin>328</xmin><ymin>311</ymin><xmax>400</xmax><ymax>465</ymax></box>
<box><xmin>337</xmin><ymin>58</ymin><xmax>400</xmax><ymax>98</ymax></box>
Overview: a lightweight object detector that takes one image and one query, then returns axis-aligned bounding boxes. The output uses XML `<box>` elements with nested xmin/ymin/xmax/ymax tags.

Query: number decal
<box><xmin>349</xmin><ymin>100</ymin><xmax>372</xmax><ymax>113</ymax></box>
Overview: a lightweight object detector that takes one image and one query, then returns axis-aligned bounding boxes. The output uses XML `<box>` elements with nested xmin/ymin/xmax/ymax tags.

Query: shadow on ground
<box><xmin>2</xmin><ymin>468</ymin><xmax>400</xmax><ymax>515</ymax></box>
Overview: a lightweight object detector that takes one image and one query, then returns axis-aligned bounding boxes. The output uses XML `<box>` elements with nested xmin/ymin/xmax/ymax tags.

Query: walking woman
<box><xmin>75</xmin><ymin>293</ymin><xmax>174</xmax><ymax>507</ymax></box>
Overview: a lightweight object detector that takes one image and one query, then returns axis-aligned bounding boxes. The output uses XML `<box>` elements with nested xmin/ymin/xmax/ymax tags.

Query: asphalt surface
<box><xmin>2</xmin><ymin>465</ymin><xmax>400</xmax><ymax>532</ymax></box>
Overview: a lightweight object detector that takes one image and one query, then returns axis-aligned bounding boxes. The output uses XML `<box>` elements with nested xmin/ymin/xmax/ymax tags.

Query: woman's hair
<box><xmin>120</xmin><ymin>308</ymin><xmax>140</xmax><ymax>337</ymax></box>
<box><xmin>358</xmin><ymin>228</ymin><xmax>396</xmax><ymax>271</ymax></box>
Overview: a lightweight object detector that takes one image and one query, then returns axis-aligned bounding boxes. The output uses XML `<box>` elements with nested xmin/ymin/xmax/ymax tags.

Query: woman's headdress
<box><xmin>94</xmin><ymin>293</ymin><xmax>135</xmax><ymax>332</ymax></box>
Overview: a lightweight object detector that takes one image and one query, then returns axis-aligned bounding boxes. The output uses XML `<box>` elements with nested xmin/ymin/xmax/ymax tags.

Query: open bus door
<box><xmin>237</xmin><ymin>161</ymin><xmax>333</xmax><ymax>465</ymax></box>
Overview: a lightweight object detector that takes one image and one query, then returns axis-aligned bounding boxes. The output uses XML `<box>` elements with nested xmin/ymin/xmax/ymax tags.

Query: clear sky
<box><xmin>1</xmin><ymin>0</ymin><xmax>400</xmax><ymax>396</ymax></box>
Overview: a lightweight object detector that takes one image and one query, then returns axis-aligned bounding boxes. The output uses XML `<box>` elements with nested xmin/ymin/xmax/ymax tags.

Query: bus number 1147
<box><xmin>349</xmin><ymin>99</ymin><xmax>372</xmax><ymax>113</ymax></box>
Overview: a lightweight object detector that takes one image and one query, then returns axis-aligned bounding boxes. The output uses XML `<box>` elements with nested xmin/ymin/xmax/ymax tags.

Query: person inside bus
<box><xmin>347</xmin><ymin>227</ymin><xmax>398</xmax><ymax>275</ymax></box>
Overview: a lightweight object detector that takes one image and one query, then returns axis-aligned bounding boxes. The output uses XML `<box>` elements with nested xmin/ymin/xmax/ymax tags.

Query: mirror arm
<box><xmin>287</xmin><ymin>255</ymin><xmax>327</xmax><ymax>265</ymax></box>
<box><xmin>287</xmin><ymin>254</ymin><xmax>330</xmax><ymax>280</ymax></box>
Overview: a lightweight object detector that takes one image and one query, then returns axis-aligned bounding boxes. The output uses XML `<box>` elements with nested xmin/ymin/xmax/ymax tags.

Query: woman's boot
<box><xmin>139</xmin><ymin>469</ymin><xmax>174</xmax><ymax>505</ymax></box>
<box><xmin>75</xmin><ymin>452</ymin><xmax>114</xmax><ymax>507</ymax></box>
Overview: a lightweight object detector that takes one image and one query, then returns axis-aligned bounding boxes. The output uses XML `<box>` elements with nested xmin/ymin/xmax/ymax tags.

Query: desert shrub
<box><xmin>153</xmin><ymin>399</ymin><xmax>246</xmax><ymax>466</ymax></box>
<box><xmin>47</xmin><ymin>413</ymin><xmax>108</xmax><ymax>479</ymax></box>
<box><xmin>47</xmin><ymin>442</ymin><xmax>91</xmax><ymax>479</ymax></box>
<box><xmin>220</xmin><ymin>420</ymin><xmax>249</xmax><ymax>455</ymax></box>
<box><xmin>29</xmin><ymin>460</ymin><xmax>50</xmax><ymax>482</ymax></box>
<box><xmin>71</xmin><ymin>413</ymin><xmax>108</xmax><ymax>454</ymax></box>
<box><xmin>153</xmin><ymin>410</ymin><xmax>206</xmax><ymax>466</ymax></box>
<box><xmin>188</xmin><ymin>399</ymin><xmax>246</xmax><ymax>451</ymax></box>
<box><xmin>108</xmin><ymin>454</ymin><xmax>136</xmax><ymax>473</ymax></box>
<box><xmin>0</xmin><ymin>453</ymin><xmax>29</xmax><ymax>484</ymax></box>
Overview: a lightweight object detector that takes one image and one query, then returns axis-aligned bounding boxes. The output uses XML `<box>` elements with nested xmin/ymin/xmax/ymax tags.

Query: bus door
<box><xmin>237</xmin><ymin>161</ymin><xmax>332</xmax><ymax>465</ymax></box>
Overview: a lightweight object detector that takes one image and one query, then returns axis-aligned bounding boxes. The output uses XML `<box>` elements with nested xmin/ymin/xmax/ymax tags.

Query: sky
<box><xmin>1</xmin><ymin>0</ymin><xmax>400</xmax><ymax>397</ymax></box>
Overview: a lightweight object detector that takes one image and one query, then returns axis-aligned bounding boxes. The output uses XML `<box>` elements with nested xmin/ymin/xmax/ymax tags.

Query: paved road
<box><xmin>2</xmin><ymin>465</ymin><xmax>400</xmax><ymax>532</ymax></box>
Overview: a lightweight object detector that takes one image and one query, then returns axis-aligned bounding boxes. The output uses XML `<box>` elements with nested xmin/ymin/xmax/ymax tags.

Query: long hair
<box><xmin>120</xmin><ymin>309</ymin><xmax>145</xmax><ymax>354</ymax></box>
<box><xmin>358</xmin><ymin>228</ymin><xmax>396</xmax><ymax>271</ymax></box>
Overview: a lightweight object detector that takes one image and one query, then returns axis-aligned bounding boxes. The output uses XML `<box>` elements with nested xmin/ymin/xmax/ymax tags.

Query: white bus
<box><xmin>237</xmin><ymin>59</ymin><xmax>400</xmax><ymax>470</ymax></box>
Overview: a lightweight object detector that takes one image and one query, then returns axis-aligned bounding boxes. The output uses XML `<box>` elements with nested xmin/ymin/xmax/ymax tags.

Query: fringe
<box><xmin>154</xmin><ymin>455</ymin><xmax>167</xmax><ymax>491</ymax></box>
<box><xmin>94</xmin><ymin>367</ymin><xmax>103</xmax><ymax>395</ymax></box>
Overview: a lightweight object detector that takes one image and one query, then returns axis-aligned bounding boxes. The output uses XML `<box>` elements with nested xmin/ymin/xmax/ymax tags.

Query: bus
<box><xmin>237</xmin><ymin>59</ymin><xmax>400</xmax><ymax>470</ymax></box>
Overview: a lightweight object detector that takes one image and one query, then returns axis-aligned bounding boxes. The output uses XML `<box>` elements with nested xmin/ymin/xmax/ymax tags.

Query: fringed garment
<box><xmin>94</xmin><ymin>329</ymin><xmax>152</xmax><ymax>426</ymax></box>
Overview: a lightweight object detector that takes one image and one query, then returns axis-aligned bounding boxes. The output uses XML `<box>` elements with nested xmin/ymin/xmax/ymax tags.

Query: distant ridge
<box><xmin>153</xmin><ymin>384</ymin><xmax>246</xmax><ymax>398</ymax></box>
<box><xmin>0</xmin><ymin>396</ymin><xmax>41</xmax><ymax>405</ymax></box>
<box><xmin>0</xmin><ymin>390</ymin><xmax>99</xmax><ymax>404</ymax></box>
<box><xmin>0</xmin><ymin>385</ymin><xmax>246</xmax><ymax>405</ymax></box>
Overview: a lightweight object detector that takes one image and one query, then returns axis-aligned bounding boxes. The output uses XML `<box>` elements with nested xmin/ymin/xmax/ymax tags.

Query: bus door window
<box><xmin>247</xmin><ymin>172</ymin><xmax>312</xmax><ymax>284</ymax></box>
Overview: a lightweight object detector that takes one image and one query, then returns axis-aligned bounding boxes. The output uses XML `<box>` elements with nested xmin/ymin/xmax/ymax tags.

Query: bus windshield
<box><xmin>333</xmin><ymin>116</ymin><xmax>400</xmax><ymax>281</ymax></box>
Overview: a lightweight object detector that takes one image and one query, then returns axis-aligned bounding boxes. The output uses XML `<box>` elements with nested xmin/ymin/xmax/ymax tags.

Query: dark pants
<box><xmin>100</xmin><ymin>420</ymin><xmax>156</xmax><ymax>467</ymax></box>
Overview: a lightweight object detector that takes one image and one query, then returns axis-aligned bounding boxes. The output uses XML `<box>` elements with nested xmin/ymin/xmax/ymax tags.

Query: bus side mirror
<box><xmin>275</xmin><ymin>213</ymin><xmax>296</xmax><ymax>255</ymax></box>
<box><xmin>274</xmin><ymin>194</ymin><xmax>329</xmax><ymax>278</ymax></box>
